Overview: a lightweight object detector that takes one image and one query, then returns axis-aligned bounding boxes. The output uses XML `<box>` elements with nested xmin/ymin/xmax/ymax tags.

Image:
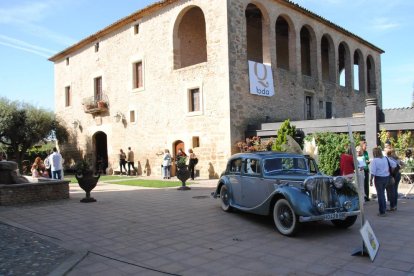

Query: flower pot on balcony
<box><xmin>98</xmin><ymin>101</ymin><xmax>106</xmax><ymax>109</ymax></box>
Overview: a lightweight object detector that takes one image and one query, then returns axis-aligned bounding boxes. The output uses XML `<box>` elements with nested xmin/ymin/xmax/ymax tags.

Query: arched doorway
<box><xmin>93</xmin><ymin>131</ymin><xmax>108</xmax><ymax>174</ymax></box>
<box><xmin>171</xmin><ymin>140</ymin><xmax>185</xmax><ymax>177</ymax></box>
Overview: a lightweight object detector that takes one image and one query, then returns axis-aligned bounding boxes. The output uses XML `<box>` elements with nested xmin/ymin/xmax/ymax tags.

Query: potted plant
<box><xmin>176</xmin><ymin>156</ymin><xmax>191</xmax><ymax>190</ymax></box>
<box><xmin>75</xmin><ymin>158</ymin><xmax>100</xmax><ymax>202</ymax></box>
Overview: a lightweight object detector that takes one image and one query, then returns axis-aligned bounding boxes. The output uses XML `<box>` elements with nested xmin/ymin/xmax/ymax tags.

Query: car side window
<box><xmin>264</xmin><ymin>158</ymin><xmax>282</xmax><ymax>173</ymax></box>
<box><xmin>244</xmin><ymin>158</ymin><xmax>261</xmax><ymax>175</ymax></box>
<box><xmin>308</xmin><ymin>158</ymin><xmax>318</xmax><ymax>174</ymax></box>
<box><xmin>229</xmin><ymin>158</ymin><xmax>242</xmax><ymax>174</ymax></box>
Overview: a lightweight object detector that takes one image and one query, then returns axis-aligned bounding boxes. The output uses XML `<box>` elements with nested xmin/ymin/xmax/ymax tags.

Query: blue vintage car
<box><xmin>212</xmin><ymin>152</ymin><xmax>360</xmax><ymax>236</ymax></box>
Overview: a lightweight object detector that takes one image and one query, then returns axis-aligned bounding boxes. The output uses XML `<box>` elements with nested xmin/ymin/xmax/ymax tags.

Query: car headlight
<box><xmin>343</xmin><ymin>200</ymin><xmax>353</xmax><ymax>210</ymax></box>
<box><xmin>304</xmin><ymin>178</ymin><xmax>317</xmax><ymax>191</ymax></box>
<box><xmin>317</xmin><ymin>202</ymin><xmax>326</xmax><ymax>212</ymax></box>
<box><xmin>333</xmin><ymin>177</ymin><xmax>345</xmax><ymax>189</ymax></box>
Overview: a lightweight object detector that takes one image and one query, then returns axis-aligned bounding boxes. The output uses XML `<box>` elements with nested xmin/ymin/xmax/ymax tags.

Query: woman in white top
<box><xmin>162</xmin><ymin>149</ymin><xmax>172</xmax><ymax>179</ymax></box>
<box><xmin>370</xmin><ymin>147</ymin><xmax>396</xmax><ymax>216</ymax></box>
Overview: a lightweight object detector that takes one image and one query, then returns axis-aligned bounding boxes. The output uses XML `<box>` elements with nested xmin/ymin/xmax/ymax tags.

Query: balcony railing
<box><xmin>82</xmin><ymin>94</ymin><xmax>109</xmax><ymax>114</ymax></box>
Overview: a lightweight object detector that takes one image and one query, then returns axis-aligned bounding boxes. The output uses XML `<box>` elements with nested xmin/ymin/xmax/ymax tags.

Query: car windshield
<box><xmin>263</xmin><ymin>157</ymin><xmax>308</xmax><ymax>175</ymax></box>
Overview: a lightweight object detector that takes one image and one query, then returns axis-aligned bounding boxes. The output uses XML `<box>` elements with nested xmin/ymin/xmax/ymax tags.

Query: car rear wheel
<box><xmin>273</xmin><ymin>199</ymin><xmax>299</xmax><ymax>236</ymax></box>
<box><xmin>220</xmin><ymin>185</ymin><xmax>232</xmax><ymax>212</ymax></box>
<box><xmin>331</xmin><ymin>215</ymin><xmax>357</xmax><ymax>228</ymax></box>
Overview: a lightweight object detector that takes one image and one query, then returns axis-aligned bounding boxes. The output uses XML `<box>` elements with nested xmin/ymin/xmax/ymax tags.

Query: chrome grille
<box><xmin>310</xmin><ymin>177</ymin><xmax>338</xmax><ymax>209</ymax></box>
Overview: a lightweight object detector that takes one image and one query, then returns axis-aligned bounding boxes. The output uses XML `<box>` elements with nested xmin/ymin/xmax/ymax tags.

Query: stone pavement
<box><xmin>0</xmin><ymin>178</ymin><xmax>414</xmax><ymax>275</ymax></box>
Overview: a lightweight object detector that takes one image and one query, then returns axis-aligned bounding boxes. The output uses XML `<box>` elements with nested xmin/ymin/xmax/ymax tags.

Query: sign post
<box><xmin>348</xmin><ymin>123</ymin><xmax>379</xmax><ymax>260</ymax></box>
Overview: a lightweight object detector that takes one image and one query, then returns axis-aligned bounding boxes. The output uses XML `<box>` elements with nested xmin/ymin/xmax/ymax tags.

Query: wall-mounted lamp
<box><xmin>113</xmin><ymin>112</ymin><xmax>125</xmax><ymax>123</ymax></box>
<box><xmin>72</xmin><ymin>119</ymin><xmax>81</xmax><ymax>129</ymax></box>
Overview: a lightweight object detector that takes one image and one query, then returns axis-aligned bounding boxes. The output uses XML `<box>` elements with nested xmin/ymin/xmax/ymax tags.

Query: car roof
<box><xmin>229</xmin><ymin>151</ymin><xmax>305</xmax><ymax>159</ymax></box>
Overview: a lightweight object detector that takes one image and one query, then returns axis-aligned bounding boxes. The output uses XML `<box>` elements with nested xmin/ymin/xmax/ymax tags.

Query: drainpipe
<box><xmin>364</xmin><ymin>98</ymin><xmax>379</xmax><ymax>159</ymax></box>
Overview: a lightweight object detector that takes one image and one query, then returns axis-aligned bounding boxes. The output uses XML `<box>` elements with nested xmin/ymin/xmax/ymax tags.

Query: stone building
<box><xmin>49</xmin><ymin>0</ymin><xmax>383</xmax><ymax>177</ymax></box>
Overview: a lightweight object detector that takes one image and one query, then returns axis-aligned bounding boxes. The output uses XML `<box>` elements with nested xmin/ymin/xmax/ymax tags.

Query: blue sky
<box><xmin>0</xmin><ymin>0</ymin><xmax>413</xmax><ymax>111</ymax></box>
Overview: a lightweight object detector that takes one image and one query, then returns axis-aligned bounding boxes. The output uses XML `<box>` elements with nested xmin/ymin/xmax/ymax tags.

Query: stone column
<box><xmin>364</xmin><ymin>98</ymin><xmax>379</xmax><ymax>158</ymax></box>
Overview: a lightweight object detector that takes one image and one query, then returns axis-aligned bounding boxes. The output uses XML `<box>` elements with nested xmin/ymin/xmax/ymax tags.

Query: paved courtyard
<box><xmin>1</xmin><ymin>179</ymin><xmax>414</xmax><ymax>275</ymax></box>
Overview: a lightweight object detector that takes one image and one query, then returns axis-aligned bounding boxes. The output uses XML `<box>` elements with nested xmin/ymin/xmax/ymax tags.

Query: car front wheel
<box><xmin>220</xmin><ymin>185</ymin><xmax>232</xmax><ymax>212</ymax></box>
<box><xmin>273</xmin><ymin>199</ymin><xmax>299</xmax><ymax>236</ymax></box>
<box><xmin>331</xmin><ymin>215</ymin><xmax>357</xmax><ymax>228</ymax></box>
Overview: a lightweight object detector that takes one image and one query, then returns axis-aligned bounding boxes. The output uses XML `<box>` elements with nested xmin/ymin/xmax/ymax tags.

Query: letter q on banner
<box><xmin>248</xmin><ymin>61</ymin><xmax>275</xmax><ymax>97</ymax></box>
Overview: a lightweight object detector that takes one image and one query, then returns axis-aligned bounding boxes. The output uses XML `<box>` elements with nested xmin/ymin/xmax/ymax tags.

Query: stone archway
<box><xmin>93</xmin><ymin>131</ymin><xmax>108</xmax><ymax>174</ymax></box>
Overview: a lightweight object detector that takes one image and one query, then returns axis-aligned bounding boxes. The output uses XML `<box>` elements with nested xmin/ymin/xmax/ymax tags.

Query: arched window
<box><xmin>321</xmin><ymin>34</ymin><xmax>335</xmax><ymax>82</ymax></box>
<box><xmin>276</xmin><ymin>16</ymin><xmax>290</xmax><ymax>70</ymax></box>
<box><xmin>300</xmin><ymin>26</ymin><xmax>316</xmax><ymax>77</ymax></box>
<box><xmin>353</xmin><ymin>50</ymin><xmax>364</xmax><ymax>92</ymax></box>
<box><xmin>245</xmin><ymin>4</ymin><xmax>263</xmax><ymax>63</ymax></box>
<box><xmin>338</xmin><ymin>42</ymin><xmax>350</xmax><ymax>87</ymax></box>
<box><xmin>367</xmin><ymin>55</ymin><xmax>376</xmax><ymax>94</ymax></box>
<box><xmin>173</xmin><ymin>6</ymin><xmax>207</xmax><ymax>69</ymax></box>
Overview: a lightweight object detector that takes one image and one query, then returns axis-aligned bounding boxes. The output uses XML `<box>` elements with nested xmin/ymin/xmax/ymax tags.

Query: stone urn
<box><xmin>75</xmin><ymin>170</ymin><xmax>100</xmax><ymax>203</ymax></box>
<box><xmin>176</xmin><ymin>162</ymin><xmax>191</xmax><ymax>190</ymax></box>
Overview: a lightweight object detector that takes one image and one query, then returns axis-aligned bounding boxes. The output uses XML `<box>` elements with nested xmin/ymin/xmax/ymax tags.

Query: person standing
<box><xmin>162</xmin><ymin>149</ymin><xmax>172</xmax><ymax>179</ymax></box>
<box><xmin>50</xmin><ymin>147</ymin><xmax>63</xmax><ymax>180</ymax></box>
<box><xmin>370</xmin><ymin>147</ymin><xmax>396</xmax><ymax>217</ymax></box>
<box><xmin>360</xmin><ymin>140</ymin><xmax>370</xmax><ymax>201</ymax></box>
<box><xmin>119</xmin><ymin>149</ymin><xmax>127</xmax><ymax>175</ymax></box>
<box><xmin>386</xmin><ymin>149</ymin><xmax>401</xmax><ymax>211</ymax></box>
<box><xmin>127</xmin><ymin>147</ymin><xmax>137</xmax><ymax>176</ymax></box>
<box><xmin>188</xmin><ymin>149</ymin><xmax>198</xmax><ymax>180</ymax></box>
<box><xmin>340</xmin><ymin>146</ymin><xmax>354</xmax><ymax>178</ymax></box>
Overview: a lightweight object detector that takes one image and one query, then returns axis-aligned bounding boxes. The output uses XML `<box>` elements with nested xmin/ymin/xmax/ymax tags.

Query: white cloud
<box><xmin>370</xmin><ymin>17</ymin><xmax>400</xmax><ymax>31</ymax></box>
<box><xmin>0</xmin><ymin>0</ymin><xmax>75</xmax><ymax>46</ymax></box>
<box><xmin>0</xmin><ymin>34</ymin><xmax>56</xmax><ymax>55</ymax></box>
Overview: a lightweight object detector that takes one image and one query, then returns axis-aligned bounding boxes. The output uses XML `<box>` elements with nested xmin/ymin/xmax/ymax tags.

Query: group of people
<box><xmin>162</xmin><ymin>148</ymin><xmax>198</xmax><ymax>180</ymax></box>
<box><xmin>340</xmin><ymin>140</ymin><xmax>407</xmax><ymax>217</ymax></box>
<box><xmin>118</xmin><ymin>147</ymin><xmax>137</xmax><ymax>175</ymax></box>
<box><xmin>31</xmin><ymin>147</ymin><xmax>64</xmax><ymax>180</ymax></box>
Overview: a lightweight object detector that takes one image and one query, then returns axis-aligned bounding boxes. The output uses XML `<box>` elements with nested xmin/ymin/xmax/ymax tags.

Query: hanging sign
<box><xmin>248</xmin><ymin>61</ymin><xmax>275</xmax><ymax>97</ymax></box>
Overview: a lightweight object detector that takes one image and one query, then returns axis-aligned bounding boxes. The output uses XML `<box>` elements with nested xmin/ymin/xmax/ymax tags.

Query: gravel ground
<box><xmin>0</xmin><ymin>223</ymin><xmax>73</xmax><ymax>276</ymax></box>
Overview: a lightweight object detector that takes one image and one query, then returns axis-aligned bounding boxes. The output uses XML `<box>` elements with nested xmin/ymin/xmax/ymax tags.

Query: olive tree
<box><xmin>0</xmin><ymin>97</ymin><xmax>68</xmax><ymax>167</ymax></box>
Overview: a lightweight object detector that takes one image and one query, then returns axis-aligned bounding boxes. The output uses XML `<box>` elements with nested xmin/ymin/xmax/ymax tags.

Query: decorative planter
<box><xmin>75</xmin><ymin>170</ymin><xmax>100</xmax><ymax>202</ymax></box>
<box><xmin>176</xmin><ymin>164</ymin><xmax>191</xmax><ymax>190</ymax></box>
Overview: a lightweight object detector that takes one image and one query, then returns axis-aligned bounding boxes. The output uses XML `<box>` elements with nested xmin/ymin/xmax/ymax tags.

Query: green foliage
<box><xmin>394</xmin><ymin>130</ymin><xmax>412</xmax><ymax>157</ymax></box>
<box><xmin>378</xmin><ymin>128</ymin><xmax>394</xmax><ymax>147</ymax></box>
<box><xmin>176</xmin><ymin>156</ymin><xmax>187</xmax><ymax>168</ymax></box>
<box><xmin>306</xmin><ymin>132</ymin><xmax>360</xmax><ymax>176</ymax></box>
<box><xmin>75</xmin><ymin>158</ymin><xmax>92</xmax><ymax>174</ymax></box>
<box><xmin>0</xmin><ymin>97</ymin><xmax>69</xmax><ymax>165</ymax></box>
<box><xmin>272</xmin><ymin>119</ymin><xmax>296</xmax><ymax>152</ymax></box>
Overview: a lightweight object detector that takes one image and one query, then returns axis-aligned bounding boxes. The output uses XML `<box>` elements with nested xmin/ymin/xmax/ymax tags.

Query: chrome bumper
<box><xmin>299</xmin><ymin>210</ymin><xmax>360</xmax><ymax>222</ymax></box>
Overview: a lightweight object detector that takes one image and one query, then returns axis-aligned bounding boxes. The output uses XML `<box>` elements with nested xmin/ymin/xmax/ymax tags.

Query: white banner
<box><xmin>248</xmin><ymin>61</ymin><xmax>275</xmax><ymax>97</ymax></box>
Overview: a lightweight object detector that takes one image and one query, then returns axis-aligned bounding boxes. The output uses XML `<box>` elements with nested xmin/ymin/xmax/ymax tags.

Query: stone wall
<box><xmin>52</xmin><ymin>0</ymin><xmax>383</xmax><ymax>177</ymax></box>
<box><xmin>54</xmin><ymin>0</ymin><xmax>231</xmax><ymax>178</ymax></box>
<box><xmin>227</xmin><ymin>0</ymin><xmax>382</xmax><ymax>150</ymax></box>
<box><xmin>0</xmin><ymin>180</ymin><xmax>70</xmax><ymax>206</ymax></box>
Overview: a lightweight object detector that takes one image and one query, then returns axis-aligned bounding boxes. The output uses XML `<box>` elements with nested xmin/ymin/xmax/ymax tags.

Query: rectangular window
<box><xmin>192</xmin><ymin>136</ymin><xmax>200</xmax><ymax>148</ymax></box>
<box><xmin>319</xmin><ymin>100</ymin><xmax>323</xmax><ymax>109</ymax></box>
<box><xmin>65</xmin><ymin>86</ymin><xmax>71</xmax><ymax>107</ymax></box>
<box><xmin>134</xmin><ymin>24</ymin><xmax>139</xmax><ymax>34</ymax></box>
<box><xmin>326</xmin><ymin>102</ymin><xmax>332</xmax><ymax>119</ymax></box>
<box><xmin>305</xmin><ymin>96</ymin><xmax>312</xmax><ymax>120</ymax></box>
<box><xmin>189</xmin><ymin>88</ymin><xmax>200</xmax><ymax>112</ymax></box>
<box><xmin>95</xmin><ymin>42</ymin><xmax>99</xmax><ymax>52</ymax></box>
<box><xmin>94</xmin><ymin>77</ymin><xmax>102</xmax><ymax>100</ymax></box>
<box><xmin>66</xmin><ymin>57</ymin><xmax>69</xmax><ymax>65</ymax></box>
<box><xmin>133</xmin><ymin>61</ymin><xmax>143</xmax><ymax>89</ymax></box>
<box><xmin>129</xmin><ymin>110</ymin><xmax>136</xmax><ymax>123</ymax></box>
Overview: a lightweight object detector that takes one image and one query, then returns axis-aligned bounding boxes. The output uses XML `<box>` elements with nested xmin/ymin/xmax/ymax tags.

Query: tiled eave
<box><xmin>48</xmin><ymin>0</ymin><xmax>384</xmax><ymax>63</ymax></box>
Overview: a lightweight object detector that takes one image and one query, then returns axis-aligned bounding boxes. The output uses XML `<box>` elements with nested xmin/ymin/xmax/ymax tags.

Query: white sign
<box><xmin>248</xmin><ymin>61</ymin><xmax>275</xmax><ymax>97</ymax></box>
<box><xmin>360</xmin><ymin>220</ymin><xmax>380</xmax><ymax>261</ymax></box>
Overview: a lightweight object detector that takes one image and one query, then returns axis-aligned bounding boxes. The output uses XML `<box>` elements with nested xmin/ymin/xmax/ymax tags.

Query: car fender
<box><xmin>275</xmin><ymin>185</ymin><xmax>316</xmax><ymax>217</ymax></box>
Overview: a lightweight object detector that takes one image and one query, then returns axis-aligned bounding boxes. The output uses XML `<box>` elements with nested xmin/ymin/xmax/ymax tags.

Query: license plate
<box><xmin>324</xmin><ymin>213</ymin><xmax>346</xmax><ymax>220</ymax></box>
